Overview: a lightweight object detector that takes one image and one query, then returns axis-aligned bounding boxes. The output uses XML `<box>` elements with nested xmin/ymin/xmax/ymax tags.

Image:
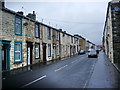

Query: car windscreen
<box><xmin>90</xmin><ymin>50</ymin><xmax>96</xmax><ymax>53</ymax></box>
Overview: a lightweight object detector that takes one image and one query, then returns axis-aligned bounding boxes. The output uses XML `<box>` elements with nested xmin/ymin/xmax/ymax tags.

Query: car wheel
<box><xmin>96</xmin><ymin>56</ymin><xmax>98</xmax><ymax>58</ymax></box>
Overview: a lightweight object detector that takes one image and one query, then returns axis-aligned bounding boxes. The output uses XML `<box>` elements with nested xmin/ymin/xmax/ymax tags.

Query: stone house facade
<box><xmin>73</xmin><ymin>36</ymin><xmax>80</xmax><ymax>55</ymax></box>
<box><xmin>1</xmin><ymin>2</ymin><xmax>97</xmax><ymax>71</ymax></box>
<box><xmin>103</xmin><ymin>0</ymin><xmax>120</xmax><ymax>70</ymax></box>
<box><xmin>1</xmin><ymin>7</ymin><xmax>44</xmax><ymax>71</ymax></box>
<box><xmin>52</xmin><ymin>28</ymin><xmax>60</xmax><ymax>60</ymax></box>
<box><xmin>74</xmin><ymin>34</ymin><xmax>86</xmax><ymax>51</ymax></box>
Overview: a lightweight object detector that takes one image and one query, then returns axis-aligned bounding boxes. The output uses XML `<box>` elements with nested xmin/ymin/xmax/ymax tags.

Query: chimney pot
<box><xmin>33</xmin><ymin>11</ymin><xmax>35</xmax><ymax>14</ymax></box>
<box><xmin>17</xmin><ymin>11</ymin><xmax>24</xmax><ymax>15</ymax></box>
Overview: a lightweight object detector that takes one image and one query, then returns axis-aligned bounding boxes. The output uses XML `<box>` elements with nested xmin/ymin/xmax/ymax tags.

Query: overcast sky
<box><xmin>5</xmin><ymin>0</ymin><xmax>111</xmax><ymax>45</ymax></box>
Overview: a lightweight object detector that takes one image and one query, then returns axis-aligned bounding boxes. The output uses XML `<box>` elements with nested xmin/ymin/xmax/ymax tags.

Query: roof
<box><xmin>74</xmin><ymin>34</ymin><xmax>86</xmax><ymax>40</ymax></box>
<box><xmin>2</xmin><ymin>7</ymin><xmax>76</xmax><ymax>37</ymax></box>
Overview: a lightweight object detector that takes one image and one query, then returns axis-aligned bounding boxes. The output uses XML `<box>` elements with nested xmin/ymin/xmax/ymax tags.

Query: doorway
<box><xmin>43</xmin><ymin>43</ymin><xmax>46</xmax><ymax>63</ymax></box>
<box><xmin>27</xmin><ymin>42</ymin><xmax>33</xmax><ymax>66</ymax></box>
<box><xmin>2</xmin><ymin>41</ymin><xmax>11</xmax><ymax>71</ymax></box>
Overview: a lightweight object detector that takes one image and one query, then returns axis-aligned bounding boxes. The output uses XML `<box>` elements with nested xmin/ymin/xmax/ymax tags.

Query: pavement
<box><xmin>2</xmin><ymin>51</ymin><xmax>120</xmax><ymax>88</ymax></box>
<box><xmin>87</xmin><ymin>51</ymin><xmax>120</xmax><ymax>88</ymax></box>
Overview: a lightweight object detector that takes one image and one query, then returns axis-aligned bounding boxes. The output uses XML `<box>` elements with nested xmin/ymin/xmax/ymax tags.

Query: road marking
<box><xmin>71</xmin><ymin>56</ymin><xmax>86</xmax><ymax>64</ymax></box>
<box><xmin>55</xmin><ymin>65</ymin><xmax>68</xmax><ymax>72</ymax></box>
<box><xmin>71</xmin><ymin>60</ymin><xmax>78</xmax><ymax>63</ymax></box>
<box><xmin>21</xmin><ymin>75</ymin><xmax>46</xmax><ymax>88</ymax></box>
<box><xmin>83</xmin><ymin>60</ymin><xmax>97</xmax><ymax>88</ymax></box>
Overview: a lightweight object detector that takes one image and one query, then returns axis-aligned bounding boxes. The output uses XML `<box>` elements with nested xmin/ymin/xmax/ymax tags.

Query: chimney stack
<box><xmin>26</xmin><ymin>11</ymin><xmax>36</xmax><ymax>20</ymax></box>
<box><xmin>17</xmin><ymin>11</ymin><xmax>24</xmax><ymax>15</ymax></box>
<box><xmin>59</xmin><ymin>29</ymin><xmax>62</xmax><ymax>32</ymax></box>
<box><xmin>0</xmin><ymin>0</ymin><xmax>5</xmax><ymax>9</ymax></box>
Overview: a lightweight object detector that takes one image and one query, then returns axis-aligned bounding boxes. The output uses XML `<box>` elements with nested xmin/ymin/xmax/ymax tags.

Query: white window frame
<box><xmin>48</xmin><ymin>44</ymin><xmax>51</xmax><ymax>57</ymax></box>
<box><xmin>35</xmin><ymin>44</ymin><xmax>40</xmax><ymax>59</ymax></box>
<box><xmin>14</xmin><ymin>41</ymin><xmax>22</xmax><ymax>63</ymax></box>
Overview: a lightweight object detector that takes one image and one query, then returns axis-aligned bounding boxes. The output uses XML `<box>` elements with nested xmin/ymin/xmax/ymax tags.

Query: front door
<box><xmin>2</xmin><ymin>41</ymin><xmax>11</xmax><ymax>71</ymax></box>
<box><xmin>2</xmin><ymin>47</ymin><xmax>7</xmax><ymax>70</ymax></box>
<box><xmin>53</xmin><ymin>46</ymin><xmax>56</xmax><ymax>59</ymax></box>
<box><xmin>27</xmin><ymin>46</ymin><xmax>31</xmax><ymax>65</ymax></box>
<box><xmin>43</xmin><ymin>43</ymin><xmax>46</xmax><ymax>63</ymax></box>
<box><xmin>27</xmin><ymin>42</ymin><xmax>33</xmax><ymax>66</ymax></box>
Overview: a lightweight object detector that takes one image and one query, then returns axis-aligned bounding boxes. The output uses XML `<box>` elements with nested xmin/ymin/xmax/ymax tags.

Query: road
<box><xmin>2</xmin><ymin>52</ymin><xmax>119</xmax><ymax>88</ymax></box>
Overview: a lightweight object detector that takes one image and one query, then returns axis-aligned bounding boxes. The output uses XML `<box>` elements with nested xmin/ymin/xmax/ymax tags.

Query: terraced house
<box><xmin>74</xmin><ymin>34</ymin><xmax>86</xmax><ymax>51</ymax></box>
<box><xmin>103</xmin><ymin>0</ymin><xmax>120</xmax><ymax>70</ymax></box>
<box><xmin>1</xmin><ymin>1</ymin><xmax>96</xmax><ymax>71</ymax></box>
<box><xmin>1</xmin><ymin>4</ymin><xmax>45</xmax><ymax>71</ymax></box>
<box><xmin>52</xmin><ymin>28</ymin><xmax>60</xmax><ymax>61</ymax></box>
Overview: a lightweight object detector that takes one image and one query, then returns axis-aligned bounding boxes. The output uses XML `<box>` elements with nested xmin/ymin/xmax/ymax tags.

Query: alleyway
<box><xmin>2</xmin><ymin>51</ymin><xmax>120</xmax><ymax>88</ymax></box>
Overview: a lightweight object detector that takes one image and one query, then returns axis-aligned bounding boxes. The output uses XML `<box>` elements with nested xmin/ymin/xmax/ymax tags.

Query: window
<box><xmin>14</xmin><ymin>41</ymin><xmax>22</xmax><ymax>63</ymax></box>
<box><xmin>35</xmin><ymin>44</ymin><xmax>40</xmax><ymax>58</ymax></box>
<box><xmin>56</xmin><ymin>32</ymin><xmax>59</xmax><ymax>40</ymax></box>
<box><xmin>56</xmin><ymin>45</ymin><xmax>59</xmax><ymax>55</ymax></box>
<box><xmin>35</xmin><ymin>24</ymin><xmax>40</xmax><ymax>38</ymax></box>
<box><xmin>15</xmin><ymin>16</ymin><xmax>22</xmax><ymax>35</ymax></box>
<box><xmin>71</xmin><ymin>37</ymin><xmax>73</xmax><ymax>43</ymax></box>
<box><xmin>48</xmin><ymin>44</ymin><xmax>51</xmax><ymax>57</ymax></box>
<box><xmin>47</xmin><ymin>27</ymin><xmax>51</xmax><ymax>40</ymax></box>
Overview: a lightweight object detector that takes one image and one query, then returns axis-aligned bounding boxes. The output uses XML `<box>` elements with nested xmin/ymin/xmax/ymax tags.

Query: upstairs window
<box><xmin>35</xmin><ymin>24</ymin><xmax>40</xmax><ymax>38</ymax></box>
<box><xmin>15</xmin><ymin>16</ymin><xmax>22</xmax><ymax>35</ymax></box>
<box><xmin>71</xmin><ymin>37</ymin><xmax>73</xmax><ymax>43</ymax></box>
<box><xmin>47</xmin><ymin>27</ymin><xmax>51</xmax><ymax>40</ymax></box>
<box><xmin>56</xmin><ymin>32</ymin><xmax>59</xmax><ymax>40</ymax></box>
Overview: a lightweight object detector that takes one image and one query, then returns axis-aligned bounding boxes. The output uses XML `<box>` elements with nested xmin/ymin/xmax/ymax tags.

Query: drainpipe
<box><xmin>59</xmin><ymin>31</ymin><xmax>61</xmax><ymax>60</ymax></box>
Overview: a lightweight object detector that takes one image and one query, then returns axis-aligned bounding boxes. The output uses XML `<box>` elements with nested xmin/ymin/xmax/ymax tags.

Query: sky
<box><xmin>5</xmin><ymin>0</ymin><xmax>111</xmax><ymax>45</ymax></box>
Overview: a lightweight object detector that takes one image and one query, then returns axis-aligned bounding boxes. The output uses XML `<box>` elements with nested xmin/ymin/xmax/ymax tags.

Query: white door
<box><xmin>27</xmin><ymin>47</ymin><xmax>30</xmax><ymax>65</ymax></box>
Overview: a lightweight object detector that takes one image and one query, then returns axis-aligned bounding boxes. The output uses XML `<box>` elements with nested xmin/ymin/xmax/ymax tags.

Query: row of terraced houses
<box><xmin>0</xmin><ymin>2</ymin><xmax>96</xmax><ymax>71</ymax></box>
<box><xmin>103</xmin><ymin>0</ymin><xmax>120</xmax><ymax>71</ymax></box>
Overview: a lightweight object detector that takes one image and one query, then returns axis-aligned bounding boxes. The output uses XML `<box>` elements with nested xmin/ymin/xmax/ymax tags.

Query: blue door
<box><xmin>2</xmin><ymin>41</ymin><xmax>11</xmax><ymax>71</ymax></box>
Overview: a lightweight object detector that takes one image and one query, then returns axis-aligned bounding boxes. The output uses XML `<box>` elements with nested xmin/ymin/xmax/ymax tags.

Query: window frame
<box><xmin>14</xmin><ymin>16</ymin><xmax>22</xmax><ymax>36</ymax></box>
<box><xmin>35</xmin><ymin>43</ymin><xmax>40</xmax><ymax>59</ymax></box>
<box><xmin>56</xmin><ymin>45</ymin><xmax>59</xmax><ymax>55</ymax></box>
<box><xmin>35</xmin><ymin>23</ymin><xmax>40</xmax><ymax>38</ymax></box>
<box><xmin>14</xmin><ymin>41</ymin><xmax>22</xmax><ymax>63</ymax></box>
<box><xmin>47</xmin><ymin>27</ymin><xmax>51</xmax><ymax>40</ymax></box>
<box><xmin>56</xmin><ymin>31</ymin><xmax>59</xmax><ymax>40</ymax></box>
<box><xmin>48</xmin><ymin>44</ymin><xmax>51</xmax><ymax>57</ymax></box>
<box><xmin>71</xmin><ymin>37</ymin><xmax>73</xmax><ymax>43</ymax></box>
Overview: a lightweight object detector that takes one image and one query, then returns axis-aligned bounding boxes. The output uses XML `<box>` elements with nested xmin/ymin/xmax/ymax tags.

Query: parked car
<box><xmin>78</xmin><ymin>50</ymin><xmax>85</xmax><ymax>55</ymax></box>
<box><xmin>96</xmin><ymin>49</ymin><xmax>99</xmax><ymax>54</ymax></box>
<box><xmin>88</xmin><ymin>50</ymin><xmax>98</xmax><ymax>58</ymax></box>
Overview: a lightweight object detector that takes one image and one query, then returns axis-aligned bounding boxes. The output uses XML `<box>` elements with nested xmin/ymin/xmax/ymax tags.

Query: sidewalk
<box><xmin>87</xmin><ymin>51</ymin><xmax>120</xmax><ymax>88</ymax></box>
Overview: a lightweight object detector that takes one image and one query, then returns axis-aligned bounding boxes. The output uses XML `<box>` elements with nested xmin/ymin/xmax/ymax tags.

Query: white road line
<box><xmin>71</xmin><ymin>56</ymin><xmax>85</xmax><ymax>64</ymax></box>
<box><xmin>71</xmin><ymin>60</ymin><xmax>77</xmax><ymax>63</ymax></box>
<box><xmin>21</xmin><ymin>75</ymin><xmax>46</xmax><ymax>88</ymax></box>
<box><xmin>55</xmin><ymin>65</ymin><xmax>68</xmax><ymax>72</ymax></box>
<box><xmin>83</xmin><ymin>61</ymin><xmax>97</xmax><ymax>88</ymax></box>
